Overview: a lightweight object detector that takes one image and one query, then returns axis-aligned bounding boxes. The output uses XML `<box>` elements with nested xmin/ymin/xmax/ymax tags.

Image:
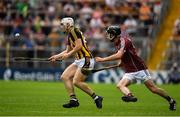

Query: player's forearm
<box><xmin>57</xmin><ymin>45</ymin><xmax>71</xmax><ymax>57</ymax></box>
<box><xmin>103</xmin><ymin>49</ymin><xmax>124</xmax><ymax>62</ymax></box>
<box><xmin>103</xmin><ymin>53</ymin><xmax>121</xmax><ymax>62</ymax></box>
<box><xmin>57</xmin><ymin>50</ymin><xmax>67</xmax><ymax>57</ymax></box>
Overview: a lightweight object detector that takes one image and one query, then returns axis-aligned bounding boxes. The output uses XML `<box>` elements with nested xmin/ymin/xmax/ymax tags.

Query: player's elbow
<box><xmin>75</xmin><ymin>45</ymin><xmax>83</xmax><ymax>51</ymax></box>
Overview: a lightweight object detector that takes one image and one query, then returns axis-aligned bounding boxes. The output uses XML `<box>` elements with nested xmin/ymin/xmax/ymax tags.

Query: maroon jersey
<box><xmin>114</xmin><ymin>30</ymin><xmax>147</xmax><ymax>73</ymax></box>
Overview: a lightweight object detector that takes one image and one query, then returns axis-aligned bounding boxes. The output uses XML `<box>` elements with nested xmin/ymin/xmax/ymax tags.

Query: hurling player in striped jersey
<box><xmin>49</xmin><ymin>17</ymin><xmax>103</xmax><ymax>109</ymax></box>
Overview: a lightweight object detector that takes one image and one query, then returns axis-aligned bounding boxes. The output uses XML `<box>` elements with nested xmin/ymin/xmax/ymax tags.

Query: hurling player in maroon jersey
<box><xmin>95</xmin><ymin>26</ymin><xmax>176</xmax><ymax>111</ymax></box>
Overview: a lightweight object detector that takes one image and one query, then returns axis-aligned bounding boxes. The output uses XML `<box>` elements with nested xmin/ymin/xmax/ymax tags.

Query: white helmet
<box><xmin>60</xmin><ymin>17</ymin><xmax>74</xmax><ymax>32</ymax></box>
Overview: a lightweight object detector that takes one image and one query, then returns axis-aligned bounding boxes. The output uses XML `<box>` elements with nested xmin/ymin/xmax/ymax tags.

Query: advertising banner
<box><xmin>0</xmin><ymin>67</ymin><xmax>170</xmax><ymax>84</ymax></box>
<box><xmin>0</xmin><ymin>68</ymin><xmax>62</xmax><ymax>81</ymax></box>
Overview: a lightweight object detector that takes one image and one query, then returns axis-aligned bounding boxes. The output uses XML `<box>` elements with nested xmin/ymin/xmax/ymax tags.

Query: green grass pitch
<box><xmin>0</xmin><ymin>80</ymin><xmax>179</xmax><ymax>116</ymax></box>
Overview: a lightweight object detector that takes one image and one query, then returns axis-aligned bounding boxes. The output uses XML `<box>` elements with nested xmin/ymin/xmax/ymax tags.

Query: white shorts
<box><xmin>73</xmin><ymin>58</ymin><xmax>95</xmax><ymax>70</ymax></box>
<box><xmin>122</xmin><ymin>69</ymin><xmax>152</xmax><ymax>82</ymax></box>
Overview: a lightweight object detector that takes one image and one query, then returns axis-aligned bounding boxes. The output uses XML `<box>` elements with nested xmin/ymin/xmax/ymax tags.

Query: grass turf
<box><xmin>0</xmin><ymin>80</ymin><xmax>179</xmax><ymax>116</ymax></box>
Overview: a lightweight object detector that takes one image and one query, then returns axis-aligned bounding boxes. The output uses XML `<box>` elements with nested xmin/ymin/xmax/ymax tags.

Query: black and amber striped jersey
<box><xmin>67</xmin><ymin>27</ymin><xmax>93</xmax><ymax>59</ymax></box>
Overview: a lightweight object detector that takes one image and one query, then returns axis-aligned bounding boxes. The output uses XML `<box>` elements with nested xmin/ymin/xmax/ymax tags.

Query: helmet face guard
<box><xmin>60</xmin><ymin>17</ymin><xmax>74</xmax><ymax>32</ymax></box>
<box><xmin>106</xmin><ymin>30</ymin><xmax>116</xmax><ymax>42</ymax></box>
<box><xmin>60</xmin><ymin>22</ymin><xmax>67</xmax><ymax>32</ymax></box>
<box><xmin>106</xmin><ymin>26</ymin><xmax>121</xmax><ymax>42</ymax></box>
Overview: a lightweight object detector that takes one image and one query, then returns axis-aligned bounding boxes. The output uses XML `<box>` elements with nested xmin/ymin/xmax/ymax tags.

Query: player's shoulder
<box><xmin>69</xmin><ymin>27</ymin><xmax>83</xmax><ymax>39</ymax></box>
<box><xmin>70</xmin><ymin>27</ymin><xmax>82</xmax><ymax>37</ymax></box>
<box><xmin>120</xmin><ymin>36</ymin><xmax>133</xmax><ymax>48</ymax></box>
<box><xmin>120</xmin><ymin>33</ymin><xmax>132</xmax><ymax>43</ymax></box>
<box><xmin>70</xmin><ymin>27</ymin><xmax>81</xmax><ymax>33</ymax></box>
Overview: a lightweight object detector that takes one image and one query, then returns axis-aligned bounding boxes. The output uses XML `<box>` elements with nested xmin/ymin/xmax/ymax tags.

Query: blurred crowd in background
<box><xmin>0</xmin><ymin>0</ymin><xmax>165</xmax><ymax>68</ymax></box>
<box><xmin>165</xmin><ymin>17</ymin><xmax>180</xmax><ymax>68</ymax></box>
<box><xmin>0</xmin><ymin>0</ymin><xmax>162</xmax><ymax>48</ymax></box>
<box><xmin>172</xmin><ymin>16</ymin><xmax>180</xmax><ymax>61</ymax></box>
<box><xmin>165</xmin><ymin>16</ymin><xmax>180</xmax><ymax>77</ymax></box>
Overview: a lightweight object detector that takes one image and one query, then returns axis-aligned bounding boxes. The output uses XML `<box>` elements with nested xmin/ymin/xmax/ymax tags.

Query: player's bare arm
<box><xmin>49</xmin><ymin>46</ymin><xmax>71</xmax><ymax>62</ymax></box>
<box><xmin>95</xmin><ymin>48</ymin><xmax>124</xmax><ymax>62</ymax></box>
<box><xmin>61</xmin><ymin>39</ymin><xmax>83</xmax><ymax>60</ymax></box>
